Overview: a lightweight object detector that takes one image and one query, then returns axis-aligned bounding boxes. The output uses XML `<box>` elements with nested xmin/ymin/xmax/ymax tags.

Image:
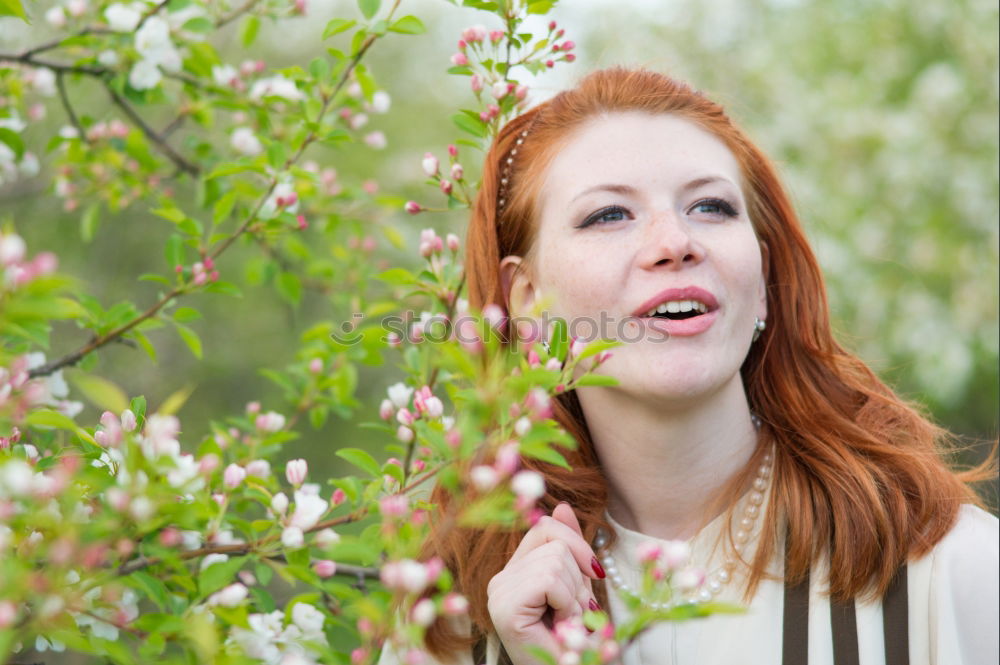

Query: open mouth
<box><xmin>643</xmin><ymin>300</ymin><xmax>710</xmax><ymax>321</ymax></box>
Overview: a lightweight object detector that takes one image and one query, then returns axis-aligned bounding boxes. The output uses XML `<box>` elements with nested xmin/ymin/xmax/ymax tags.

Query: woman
<box><xmin>385</xmin><ymin>67</ymin><xmax>999</xmax><ymax>665</ymax></box>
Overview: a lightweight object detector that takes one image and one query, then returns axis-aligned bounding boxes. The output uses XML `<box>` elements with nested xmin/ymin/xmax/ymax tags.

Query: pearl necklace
<box><xmin>595</xmin><ymin>442</ymin><xmax>774</xmax><ymax>610</ymax></box>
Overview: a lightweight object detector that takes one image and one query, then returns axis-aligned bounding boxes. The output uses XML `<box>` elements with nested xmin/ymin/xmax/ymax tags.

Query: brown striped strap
<box><xmin>831</xmin><ymin>594</ymin><xmax>860</xmax><ymax>665</ymax></box>
<box><xmin>882</xmin><ymin>565</ymin><xmax>910</xmax><ymax>665</ymax></box>
<box><xmin>471</xmin><ymin>637</ymin><xmax>512</xmax><ymax>665</ymax></box>
<box><xmin>782</xmin><ymin>564</ymin><xmax>811</xmax><ymax>664</ymax></box>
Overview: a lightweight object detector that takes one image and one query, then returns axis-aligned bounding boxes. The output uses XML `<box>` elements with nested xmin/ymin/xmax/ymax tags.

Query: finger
<box><xmin>552</xmin><ymin>501</ymin><xmax>583</xmax><ymax>537</ymax></box>
<box><xmin>510</xmin><ymin>515</ymin><xmax>602</xmax><ymax>580</ymax></box>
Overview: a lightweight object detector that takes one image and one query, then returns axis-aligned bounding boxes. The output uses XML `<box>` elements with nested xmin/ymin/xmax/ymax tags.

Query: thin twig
<box><xmin>55</xmin><ymin>70</ymin><xmax>87</xmax><ymax>142</ymax></box>
<box><xmin>216</xmin><ymin>0</ymin><xmax>263</xmax><ymax>29</ymax></box>
<box><xmin>20</xmin><ymin>26</ymin><xmax>113</xmax><ymax>59</ymax></box>
<box><xmin>106</xmin><ymin>86</ymin><xmax>201</xmax><ymax>176</ymax></box>
<box><xmin>160</xmin><ymin>112</ymin><xmax>187</xmax><ymax>138</ymax></box>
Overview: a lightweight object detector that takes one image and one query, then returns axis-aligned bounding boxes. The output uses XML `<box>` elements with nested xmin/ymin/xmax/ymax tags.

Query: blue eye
<box><xmin>579</xmin><ymin>205</ymin><xmax>630</xmax><ymax>228</ymax></box>
<box><xmin>690</xmin><ymin>198</ymin><xmax>738</xmax><ymax>218</ymax></box>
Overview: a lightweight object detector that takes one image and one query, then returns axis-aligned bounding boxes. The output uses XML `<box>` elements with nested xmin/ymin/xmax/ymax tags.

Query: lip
<box><xmin>631</xmin><ymin>286</ymin><xmax>720</xmax><ymax>318</ymax></box>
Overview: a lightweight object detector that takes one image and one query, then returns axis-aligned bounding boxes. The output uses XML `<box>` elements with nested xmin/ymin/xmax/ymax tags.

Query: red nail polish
<box><xmin>591</xmin><ymin>556</ymin><xmax>606</xmax><ymax>579</ymax></box>
<box><xmin>589</xmin><ymin>598</ymin><xmax>601</xmax><ymax>611</ymax></box>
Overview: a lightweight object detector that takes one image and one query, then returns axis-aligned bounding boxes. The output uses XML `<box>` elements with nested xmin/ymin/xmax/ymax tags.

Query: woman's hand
<box><xmin>487</xmin><ymin>502</ymin><xmax>605</xmax><ymax>665</ymax></box>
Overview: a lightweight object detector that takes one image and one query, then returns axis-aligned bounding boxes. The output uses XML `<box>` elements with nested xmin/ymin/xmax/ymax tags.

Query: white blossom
<box><xmin>371</xmin><ymin>91</ymin><xmax>391</xmax><ymax>113</ymax></box>
<box><xmin>289</xmin><ymin>490</ymin><xmax>327</xmax><ymax>531</ymax></box>
<box><xmin>104</xmin><ymin>3</ymin><xmax>142</xmax><ymax>32</ymax></box>
<box><xmin>290</xmin><ymin>603</ymin><xmax>325</xmax><ymax>641</ymax></box>
<box><xmin>128</xmin><ymin>59</ymin><xmax>162</xmax><ymax>90</ymax></box>
<box><xmin>45</xmin><ymin>6</ymin><xmax>67</xmax><ymax>27</ymax></box>
<box><xmin>249</xmin><ymin>76</ymin><xmax>304</xmax><ymax>102</ymax></box>
<box><xmin>212</xmin><ymin>64</ymin><xmax>239</xmax><ymax>87</ymax></box>
<box><xmin>97</xmin><ymin>50</ymin><xmax>120</xmax><ymax>67</ymax></box>
<box><xmin>386</xmin><ymin>382</ymin><xmax>413</xmax><ymax>409</ymax></box>
<box><xmin>29</xmin><ymin>68</ymin><xmax>57</xmax><ymax>97</ymax></box>
<box><xmin>281</xmin><ymin>526</ymin><xmax>304</xmax><ymax>548</ymax></box>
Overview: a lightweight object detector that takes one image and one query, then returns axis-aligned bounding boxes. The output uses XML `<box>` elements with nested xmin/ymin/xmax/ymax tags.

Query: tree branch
<box><xmin>29</xmin><ymin>7</ymin><xmax>401</xmax><ymax>378</ymax></box>
<box><xmin>106</xmin><ymin>86</ymin><xmax>201</xmax><ymax>176</ymax></box>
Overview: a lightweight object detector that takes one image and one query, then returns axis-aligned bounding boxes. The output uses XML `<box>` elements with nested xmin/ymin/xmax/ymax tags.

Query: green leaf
<box><xmin>151</xmin><ymin>206</ymin><xmax>187</xmax><ymax>224</ymax></box>
<box><xmin>549</xmin><ymin>318</ymin><xmax>569</xmax><ymax>360</ymax></box>
<box><xmin>266</xmin><ymin>141</ymin><xmax>287</xmax><ymax>169</ymax></box>
<box><xmin>81</xmin><ymin>203</ymin><xmax>100</xmax><ymax>242</ymax></box>
<box><xmin>174</xmin><ymin>322</ymin><xmax>203</xmax><ymax>358</ymax></box>
<box><xmin>335</xmin><ymin>447</ymin><xmax>381</xmax><ymax>476</ymax></box>
<box><xmin>527</xmin><ymin>0</ymin><xmax>558</xmax><ymax>14</ymax></box>
<box><xmin>25</xmin><ymin>409</ymin><xmax>79</xmax><ymax>431</ymax></box>
<box><xmin>181</xmin><ymin>16</ymin><xmax>213</xmax><ymax>32</ymax></box>
<box><xmin>309</xmin><ymin>57</ymin><xmax>330</xmax><ymax>82</ymax></box>
<box><xmin>276</xmin><ymin>272</ymin><xmax>302</xmax><ymax>305</ymax></box>
<box><xmin>358</xmin><ymin>0</ymin><xmax>380</xmax><ymax>19</ymax></box>
<box><xmin>241</xmin><ymin>15</ymin><xmax>260</xmax><ymax>47</ymax></box>
<box><xmin>574</xmin><ymin>374</ymin><xmax>618</xmax><ymax>387</ymax></box>
<box><xmin>212</xmin><ymin>190</ymin><xmax>238</xmax><ymax>225</ymax></box>
<box><xmin>126</xmin><ymin>571</ymin><xmax>170</xmax><ymax>611</ymax></box>
<box><xmin>376</xmin><ymin>268</ymin><xmax>415</xmax><ymax>286</ymax></box>
<box><xmin>388</xmin><ymin>15</ymin><xmax>425</xmax><ymax>34</ymax></box>
<box><xmin>69</xmin><ymin>373</ymin><xmax>129</xmax><ymax>413</ymax></box>
<box><xmin>0</xmin><ymin>0</ymin><xmax>27</xmax><ymax>20</ymax></box>
<box><xmin>165</xmin><ymin>234</ymin><xmax>184</xmax><ymax>269</ymax></box>
<box><xmin>451</xmin><ymin>112</ymin><xmax>487</xmax><ymax>138</ymax></box>
<box><xmin>172</xmin><ymin>306</ymin><xmax>202</xmax><ymax>323</ymax></box>
<box><xmin>198</xmin><ymin>556</ymin><xmax>247</xmax><ymax>597</ymax></box>
<box><xmin>0</xmin><ymin>127</ymin><xmax>24</xmax><ymax>159</ymax></box>
<box><xmin>322</xmin><ymin>18</ymin><xmax>356</xmax><ymax>40</ymax></box>
<box><xmin>130</xmin><ymin>329</ymin><xmax>158</xmax><ymax>362</ymax></box>
<box><xmin>129</xmin><ymin>395</ymin><xmax>147</xmax><ymax>427</ymax></box>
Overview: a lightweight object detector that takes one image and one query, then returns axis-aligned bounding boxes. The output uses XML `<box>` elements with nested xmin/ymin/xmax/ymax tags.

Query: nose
<box><xmin>637</xmin><ymin>209</ymin><xmax>705</xmax><ymax>270</ymax></box>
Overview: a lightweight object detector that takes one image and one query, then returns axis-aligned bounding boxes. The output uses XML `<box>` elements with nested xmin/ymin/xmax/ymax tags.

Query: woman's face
<box><xmin>503</xmin><ymin>111</ymin><xmax>767</xmax><ymax>405</ymax></box>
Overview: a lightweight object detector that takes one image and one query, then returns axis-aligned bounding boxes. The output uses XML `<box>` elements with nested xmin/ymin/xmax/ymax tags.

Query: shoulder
<box><xmin>908</xmin><ymin>504</ymin><xmax>999</xmax><ymax>664</ymax></box>
<box><xmin>925</xmin><ymin>503</ymin><xmax>999</xmax><ymax>573</ymax></box>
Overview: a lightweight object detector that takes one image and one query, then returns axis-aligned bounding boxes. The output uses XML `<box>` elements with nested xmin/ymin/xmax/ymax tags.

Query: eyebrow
<box><xmin>569</xmin><ymin>175</ymin><xmax>737</xmax><ymax>204</ymax></box>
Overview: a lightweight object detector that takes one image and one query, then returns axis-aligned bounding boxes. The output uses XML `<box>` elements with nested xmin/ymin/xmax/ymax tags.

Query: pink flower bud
<box><xmin>662</xmin><ymin>540</ymin><xmax>691</xmax><ymax>570</ymax></box>
<box><xmin>442</xmin><ymin>592</ymin><xmax>469</xmax><ymax>615</ymax></box>
<box><xmin>491</xmin><ymin>81</ymin><xmax>508</xmax><ymax>100</ymax></box>
<box><xmin>450</xmin><ymin>53</ymin><xmax>468</xmax><ymax>66</ymax></box>
<box><xmin>495</xmin><ymin>442</ymin><xmax>520</xmax><ymax>475</ymax></box>
<box><xmin>351</xmin><ymin>648</ymin><xmax>368</xmax><ymax>665</ymax></box>
<box><xmin>272</xmin><ymin>492</ymin><xmax>289</xmax><ymax>514</ymax></box>
<box><xmin>515</xmin><ymin>85</ymin><xmax>528</xmax><ymax>100</ymax></box>
<box><xmin>556</xmin><ymin>29</ymin><xmax>564</xmax><ymax>38</ymax></box>
<box><xmin>546</xmin><ymin>60</ymin><xmax>554</xmax><ymax>68</ymax></box>
<box><xmin>636</xmin><ymin>541</ymin><xmax>662</xmax><ymax>564</ymax></box>
<box><xmin>296</xmin><ymin>214</ymin><xmax>308</xmax><ymax>230</ymax></box>
<box><xmin>457</xmin><ymin>39</ymin><xmax>467</xmax><ymax>50</ymax></box>
<box><xmin>548</xmin><ymin>20</ymin><xmax>557</xmax><ymax>30</ymax></box>
<box><xmin>527</xmin><ymin>350</ymin><xmax>541</xmax><ymax>368</ymax></box>
<box><xmin>561</xmin><ymin>40</ymin><xmax>575</xmax><ymax>51</ymax></box>
<box><xmin>331</xmin><ymin>488</ymin><xmax>346</xmax><ymax>506</ymax></box>
<box><xmin>380</xmin><ymin>494</ymin><xmax>409</xmax><ymax>517</ymax></box>
<box><xmin>315</xmin><ymin>527</ymin><xmax>340</xmax><ymax>547</ymax></box>
<box><xmin>0</xmin><ymin>600</ymin><xmax>16</xmax><ymax>629</ymax></box>
<box><xmin>411</xmin><ymin>598</ymin><xmax>436</xmax><ymax>626</ymax></box>
<box><xmin>489</xmin><ymin>29</ymin><xmax>504</xmax><ymax>43</ymax></box>
<box><xmin>421</xmin><ymin>152</ymin><xmax>439</xmax><ymax>177</ymax></box>
<box><xmin>404</xmin><ymin>200</ymin><xmax>422</xmax><ymax>215</ymax></box>
<box><xmin>224</xmin><ymin>463</ymin><xmax>246</xmax><ymax>489</ymax></box>
<box><xmin>396</xmin><ymin>407</ymin><xmax>415</xmax><ymax>426</ymax></box>
<box><xmin>439</xmin><ymin>179</ymin><xmax>453</xmax><ymax>195</ymax></box>
<box><xmin>120</xmin><ymin>409</ymin><xmax>137</xmax><ymax>432</ymax></box>
<box><xmin>396</xmin><ymin>425</ymin><xmax>414</xmax><ymax>443</ymax></box>
<box><xmin>450</xmin><ymin>163</ymin><xmax>464</xmax><ymax>180</ymax></box>
<box><xmin>674</xmin><ymin>566</ymin><xmax>705</xmax><ymax>591</ymax></box>
<box><xmin>487</xmin><ymin>103</ymin><xmax>500</xmax><ymax>118</ymax></box>
<box><xmin>246</xmin><ymin>401</ymin><xmax>261</xmax><ymax>414</ymax></box>
<box><xmin>285</xmin><ymin>459</ymin><xmax>308</xmax><ymax>485</ymax></box>
<box><xmin>600</xmin><ymin>641</ymin><xmax>621</xmax><ymax>663</ymax></box>
<box><xmin>246</xmin><ymin>459</ymin><xmax>270</xmax><ymax>478</ymax></box>
<box><xmin>379</xmin><ymin>399</ymin><xmax>394</xmax><ymax>420</ymax></box>
<box><xmin>446</xmin><ymin>233</ymin><xmax>460</xmax><ymax>251</ymax></box>
<box><xmin>199</xmin><ymin>454</ymin><xmax>221</xmax><ymax>474</ymax></box>
<box><xmin>308</xmin><ymin>358</ymin><xmax>323</xmax><ymax>374</ymax></box>
<box><xmin>462</xmin><ymin>25</ymin><xmax>487</xmax><ymax>42</ymax></box>
<box><xmin>313</xmin><ymin>559</ymin><xmax>337</xmax><ymax>578</ymax></box>
<box><xmin>255</xmin><ymin>411</ymin><xmax>286</xmax><ymax>432</ymax></box>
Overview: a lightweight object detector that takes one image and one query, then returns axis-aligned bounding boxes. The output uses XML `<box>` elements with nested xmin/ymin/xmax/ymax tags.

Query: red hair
<box><xmin>422</xmin><ymin>67</ymin><xmax>988</xmax><ymax>658</ymax></box>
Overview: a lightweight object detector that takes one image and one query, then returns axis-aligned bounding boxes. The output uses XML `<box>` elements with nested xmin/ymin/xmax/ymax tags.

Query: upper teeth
<box><xmin>646</xmin><ymin>300</ymin><xmax>709</xmax><ymax>317</ymax></box>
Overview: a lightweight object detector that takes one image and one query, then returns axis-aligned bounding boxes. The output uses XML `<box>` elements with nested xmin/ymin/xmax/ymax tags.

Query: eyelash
<box><xmin>576</xmin><ymin>198</ymin><xmax>740</xmax><ymax>229</ymax></box>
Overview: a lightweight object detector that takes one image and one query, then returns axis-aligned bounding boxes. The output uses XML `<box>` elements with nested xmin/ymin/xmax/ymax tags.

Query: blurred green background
<box><xmin>2</xmin><ymin>0</ymin><xmax>997</xmax><ymax>502</ymax></box>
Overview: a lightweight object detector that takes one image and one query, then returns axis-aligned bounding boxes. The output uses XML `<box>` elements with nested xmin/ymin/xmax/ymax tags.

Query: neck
<box><xmin>577</xmin><ymin>377</ymin><xmax>758</xmax><ymax>541</ymax></box>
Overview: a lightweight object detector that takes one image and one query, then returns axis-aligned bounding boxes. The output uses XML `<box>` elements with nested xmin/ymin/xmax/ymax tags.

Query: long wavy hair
<box><xmin>421</xmin><ymin>67</ymin><xmax>987</xmax><ymax>658</ymax></box>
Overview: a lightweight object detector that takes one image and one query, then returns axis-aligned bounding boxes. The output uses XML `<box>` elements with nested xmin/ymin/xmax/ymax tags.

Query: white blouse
<box><xmin>378</xmin><ymin>502</ymin><xmax>999</xmax><ymax>665</ymax></box>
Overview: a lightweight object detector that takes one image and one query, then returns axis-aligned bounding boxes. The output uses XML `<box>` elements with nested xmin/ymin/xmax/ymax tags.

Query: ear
<box><xmin>757</xmin><ymin>240</ymin><xmax>770</xmax><ymax>321</ymax></box>
<box><xmin>499</xmin><ymin>255</ymin><xmax>538</xmax><ymax>316</ymax></box>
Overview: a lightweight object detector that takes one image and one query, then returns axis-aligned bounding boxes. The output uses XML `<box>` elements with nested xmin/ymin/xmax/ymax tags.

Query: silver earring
<box><xmin>752</xmin><ymin>317</ymin><xmax>767</xmax><ymax>342</ymax></box>
<box><xmin>541</xmin><ymin>339</ymin><xmax>551</xmax><ymax>353</ymax></box>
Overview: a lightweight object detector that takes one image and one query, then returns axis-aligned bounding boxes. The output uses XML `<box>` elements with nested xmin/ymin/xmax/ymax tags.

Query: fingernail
<box><xmin>591</xmin><ymin>556</ymin><xmax>606</xmax><ymax>579</ymax></box>
<box><xmin>588</xmin><ymin>598</ymin><xmax>601</xmax><ymax>611</ymax></box>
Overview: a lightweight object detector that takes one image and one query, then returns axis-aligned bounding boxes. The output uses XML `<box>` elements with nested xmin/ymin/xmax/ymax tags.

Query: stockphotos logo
<box><xmin>329</xmin><ymin>311</ymin><xmax>670</xmax><ymax>346</ymax></box>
